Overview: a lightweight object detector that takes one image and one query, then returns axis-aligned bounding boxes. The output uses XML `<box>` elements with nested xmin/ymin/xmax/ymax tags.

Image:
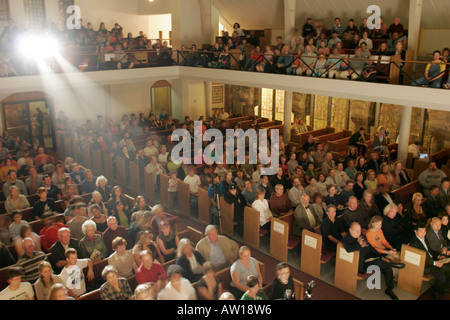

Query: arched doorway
<box><xmin>1</xmin><ymin>92</ymin><xmax>56</xmax><ymax>150</ymax></box>
<box><xmin>150</xmin><ymin>80</ymin><xmax>172</xmax><ymax>117</ymax></box>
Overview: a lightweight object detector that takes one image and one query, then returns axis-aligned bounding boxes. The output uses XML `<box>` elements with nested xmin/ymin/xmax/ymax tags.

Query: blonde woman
<box><xmin>230</xmin><ymin>246</ymin><xmax>263</xmax><ymax>299</ymax></box>
<box><xmin>5</xmin><ymin>186</ymin><xmax>30</xmax><ymax>213</ymax></box>
<box><xmin>33</xmin><ymin>261</ymin><xmax>63</xmax><ymax>300</ymax></box>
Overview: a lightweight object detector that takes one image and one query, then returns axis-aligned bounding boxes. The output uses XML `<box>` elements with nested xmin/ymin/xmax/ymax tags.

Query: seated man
<box><xmin>338</xmin><ymin>46</ymin><xmax>365</xmax><ymax>80</ymax></box>
<box><xmin>321</xmin><ymin>205</ymin><xmax>346</xmax><ymax>252</ymax></box>
<box><xmin>410</xmin><ymin>224</ymin><xmax>450</xmax><ymax>299</ymax></box>
<box><xmin>135</xmin><ymin>250</ymin><xmax>167</xmax><ymax>292</ymax></box>
<box><xmin>269</xmin><ymin>184</ymin><xmax>294</xmax><ymax>217</ymax></box>
<box><xmin>288</xmin><ymin>177</ymin><xmax>304</xmax><ymax>209</ymax></box>
<box><xmin>348</xmin><ymin>127</ymin><xmax>368</xmax><ymax>157</ymax></box>
<box><xmin>293</xmin><ymin>194</ymin><xmax>321</xmax><ymax>236</ymax></box>
<box><xmin>69</xmin><ymin>163</ymin><xmax>85</xmax><ymax>185</ymax></box>
<box><xmin>102</xmin><ymin>216</ymin><xmax>131</xmax><ymax>256</ymax></box>
<box><xmin>183</xmin><ymin>166</ymin><xmax>201</xmax><ymax>217</ymax></box>
<box><xmin>16</xmin><ymin>237</ymin><xmax>47</xmax><ymax>283</ymax></box>
<box><xmin>342</xmin><ymin>196</ymin><xmax>370</xmax><ymax>231</ymax></box>
<box><xmin>50</xmin><ymin>227</ymin><xmax>84</xmax><ymax>273</ymax></box>
<box><xmin>338</xmin><ymin>180</ymin><xmax>356</xmax><ymax>207</ymax></box>
<box><xmin>39</xmin><ymin>212</ymin><xmax>68</xmax><ymax>253</ymax></box>
<box><xmin>439</xmin><ymin>178</ymin><xmax>450</xmax><ymax>208</ymax></box>
<box><xmin>342</xmin><ymin>222</ymin><xmax>404</xmax><ymax>300</ymax></box>
<box><xmin>418</xmin><ymin>161</ymin><xmax>447</xmax><ymax>198</ymax></box>
<box><xmin>42</xmin><ymin>175</ymin><xmax>62</xmax><ymax>201</ymax></box>
<box><xmin>426</xmin><ymin>217</ymin><xmax>450</xmax><ymax>258</ymax></box>
<box><xmin>80</xmin><ymin>169</ymin><xmax>97</xmax><ymax>194</ymax></box>
<box><xmin>195</xmin><ymin>225</ymin><xmax>239</xmax><ymax>270</ymax></box>
<box><xmin>59</xmin><ymin>248</ymin><xmax>94</xmax><ymax>299</ymax></box>
<box><xmin>2</xmin><ymin>169</ymin><xmax>28</xmax><ymax>198</ymax></box>
<box><xmin>0</xmin><ymin>267</ymin><xmax>35</xmax><ymax>300</ymax></box>
<box><xmin>33</xmin><ymin>187</ymin><xmax>57</xmax><ymax>220</ymax></box>
<box><xmin>270</xmin><ymin>262</ymin><xmax>296</xmax><ymax>300</ymax></box>
<box><xmin>224</xmin><ymin>184</ymin><xmax>247</xmax><ymax>237</ymax></box>
<box><xmin>258</xmin><ymin>175</ymin><xmax>274</xmax><ymax>201</ymax></box>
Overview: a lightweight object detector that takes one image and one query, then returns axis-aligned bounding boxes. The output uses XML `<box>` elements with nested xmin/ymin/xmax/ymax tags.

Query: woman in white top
<box><xmin>251</xmin><ymin>187</ymin><xmax>273</xmax><ymax>230</ymax></box>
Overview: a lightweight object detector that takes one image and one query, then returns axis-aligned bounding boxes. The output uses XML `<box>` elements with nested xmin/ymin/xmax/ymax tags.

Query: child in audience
<box><xmin>167</xmin><ymin>171</ymin><xmax>179</xmax><ymax>213</ymax></box>
<box><xmin>8</xmin><ymin>211</ymin><xmax>29</xmax><ymax>240</ymax></box>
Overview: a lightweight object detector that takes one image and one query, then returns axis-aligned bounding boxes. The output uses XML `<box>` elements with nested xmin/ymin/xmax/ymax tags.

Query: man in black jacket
<box><xmin>410</xmin><ymin>224</ymin><xmax>450</xmax><ymax>298</ymax></box>
<box><xmin>49</xmin><ymin>227</ymin><xmax>84</xmax><ymax>273</ymax></box>
<box><xmin>342</xmin><ymin>222</ymin><xmax>404</xmax><ymax>300</ymax></box>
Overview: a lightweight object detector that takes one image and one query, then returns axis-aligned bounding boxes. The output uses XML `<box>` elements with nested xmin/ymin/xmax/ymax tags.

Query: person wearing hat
<box><xmin>224</xmin><ymin>183</ymin><xmax>247</xmax><ymax>237</ymax></box>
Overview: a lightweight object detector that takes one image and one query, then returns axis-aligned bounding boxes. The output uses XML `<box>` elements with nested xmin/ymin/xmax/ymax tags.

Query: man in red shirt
<box><xmin>135</xmin><ymin>250</ymin><xmax>167</xmax><ymax>292</ymax></box>
<box><xmin>39</xmin><ymin>212</ymin><xmax>67</xmax><ymax>252</ymax></box>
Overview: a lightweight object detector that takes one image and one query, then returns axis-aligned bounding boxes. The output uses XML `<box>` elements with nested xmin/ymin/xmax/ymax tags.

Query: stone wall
<box><xmin>224</xmin><ymin>85</ymin><xmax>259</xmax><ymax>116</ymax></box>
<box><xmin>423</xmin><ymin>110</ymin><xmax>450</xmax><ymax>154</ymax></box>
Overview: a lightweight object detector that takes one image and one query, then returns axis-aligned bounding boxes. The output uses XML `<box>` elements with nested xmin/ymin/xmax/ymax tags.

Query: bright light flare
<box><xmin>19</xmin><ymin>36</ymin><xmax>60</xmax><ymax>59</ymax></box>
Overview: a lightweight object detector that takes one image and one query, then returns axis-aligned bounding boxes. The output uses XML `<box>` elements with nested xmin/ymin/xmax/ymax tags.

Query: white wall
<box><xmin>420</xmin><ymin>29</ymin><xmax>450</xmax><ymax>56</ymax></box>
<box><xmin>147</xmin><ymin>14</ymin><xmax>172</xmax><ymax>40</ymax></box>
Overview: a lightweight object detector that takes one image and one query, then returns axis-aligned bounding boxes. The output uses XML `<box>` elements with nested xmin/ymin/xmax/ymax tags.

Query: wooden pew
<box><xmin>333</xmin><ymin>242</ymin><xmax>360</xmax><ymax>296</ymax></box>
<box><xmin>104</xmin><ymin>153</ymin><xmax>113</xmax><ymax>180</ymax></box>
<box><xmin>442</xmin><ymin>165</ymin><xmax>450</xmax><ymax>178</ymax></box>
<box><xmin>225</xmin><ymin>116</ymin><xmax>251</xmax><ymax>128</ymax></box>
<box><xmin>116</xmin><ymin>156</ymin><xmax>126</xmax><ymax>187</ymax></box>
<box><xmin>392</xmin><ymin>180</ymin><xmax>421</xmax><ymax>208</ymax></box>
<box><xmin>259</xmin><ymin>121</ymin><xmax>277</xmax><ymax>128</ymax></box>
<box><xmin>92</xmin><ymin>148</ymin><xmax>103</xmax><ymax>177</ymax></box>
<box><xmin>77</xmin><ymin>288</ymin><xmax>101</xmax><ymax>300</ymax></box>
<box><xmin>159</xmin><ymin>174</ymin><xmax>170</xmax><ymax>209</ymax></box>
<box><xmin>292</xmin><ymin>127</ymin><xmax>335</xmax><ymax>146</ymax></box>
<box><xmin>177</xmin><ymin>181</ymin><xmax>191</xmax><ymax>217</ymax></box>
<box><xmin>144</xmin><ymin>171</ymin><xmax>156</xmax><ymax>203</ymax></box>
<box><xmin>82</xmin><ymin>144</ymin><xmax>92</xmax><ymax>170</ymax></box>
<box><xmin>316</xmin><ymin>130</ymin><xmax>353</xmax><ymax>145</ymax></box>
<box><xmin>197</xmin><ymin>188</ymin><xmax>211</xmax><ymax>226</ymax></box>
<box><xmin>124</xmin><ymin>194</ymin><xmax>136</xmax><ymax>210</ymax></box>
<box><xmin>219</xmin><ymin>196</ymin><xmax>234</xmax><ymax>239</ymax></box>
<box><xmin>269</xmin><ymin>213</ymin><xmax>301</xmax><ymax>263</ymax></box>
<box><xmin>300</xmin><ymin>229</ymin><xmax>323</xmax><ymax>279</ymax></box>
<box><xmin>129</xmin><ymin>161</ymin><xmax>140</xmax><ymax>193</ymax></box>
<box><xmin>243</xmin><ymin>207</ymin><xmax>269</xmax><ymax>250</ymax></box>
<box><xmin>397</xmin><ymin>244</ymin><xmax>429</xmax><ymax>297</ymax></box>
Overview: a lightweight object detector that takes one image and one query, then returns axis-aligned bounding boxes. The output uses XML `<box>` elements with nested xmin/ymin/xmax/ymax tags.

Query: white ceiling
<box><xmin>212</xmin><ymin>0</ymin><xmax>449</xmax><ymax>31</ymax></box>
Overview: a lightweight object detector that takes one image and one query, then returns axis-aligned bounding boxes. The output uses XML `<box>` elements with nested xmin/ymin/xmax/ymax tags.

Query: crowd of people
<box><xmin>0</xmin><ymin>19</ymin><xmax>173</xmax><ymax>76</ymax></box>
<box><xmin>0</xmin><ymin>111</ymin><xmax>450</xmax><ymax>300</ymax></box>
<box><xmin>178</xmin><ymin>18</ymin><xmax>450</xmax><ymax>89</ymax></box>
<box><xmin>2</xmin><ymin>16</ymin><xmax>449</xmax><ymax>89</ymax></box>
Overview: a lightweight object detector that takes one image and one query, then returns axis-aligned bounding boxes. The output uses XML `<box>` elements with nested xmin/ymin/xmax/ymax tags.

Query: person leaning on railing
<box><xmin>412</xmin><ymin>50</ymin><xmax>446</xmax><ymax>88</ymax></box>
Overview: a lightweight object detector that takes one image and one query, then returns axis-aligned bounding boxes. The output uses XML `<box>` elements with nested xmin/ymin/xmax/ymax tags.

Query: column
<box><xmin>284</xmin><ymin>91</ymin><xmax>293</xmax><ymax>145</ymax></box>
<box><xmin>408</xmin><ymin>0</ymin><xmax>423</xmax><ymax>71</ymax></box>
<box><xmin>397</xmin><ymin>105</ymin><xmax>413</xmax><ymax>164</ymax></box>
<box><xmin>199</xmin><ymin>0</ymin><xmax>212</xmax><ymax>46</ymax></box>
<box><xmin>284</xmin><ymin>0</ymin><xmax>296</xmax><ymax>42</ymax></box>
<box><xmin>374</xmin><ymin>102</ymin><xmax>381</xmax><ymax>132</ymax></box>
<box><xmin>205</xmin><ymin>81</ymin><xmax>212</xmax><ymax>120</ymax></box>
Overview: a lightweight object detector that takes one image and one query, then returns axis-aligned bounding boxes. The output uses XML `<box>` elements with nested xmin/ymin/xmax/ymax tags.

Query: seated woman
<box><xmin>0</xmin><ymin>159</ymin><xmax>17</xmax><ymax>181</ymax></box>
<box><xmin>364</xmin><ymin>169</ymin><xmax>378</xmax><ymax>193</ymax></box>
<box><xmin>108</xmin><ymin>236</ymin><xmax>137</xmax><ymax>278</ymax></box>
<box><xmin>372</xmin><ymin>126</ymin><xmax>389</xmax><ymax>156</ymax></box>
<box><xmin>243</xmin><ymin>46</ymin><xmax>264</xmax><ymax>71</ymax></box>
<box><xmin>405</xmin><ymin>192</ymin><xmax>428</xmax><ymax>226</ymax></box>
<box><xmin>376</xmin><ymin>42</ymin><xmax>391</xmax><ymax>56</ymax></box>
<box><xmin>5</xmin><ymin>186</ymin><xmax>30</xmax><ymax>213</ymax></box>
<box><xmin>376</xmin><ymin>163</ymin><xmax>396</xmax><ymax>192</ymax></box>
<box><xmin>241</xmin><ymin>275</ymin><xmax>268</xmax><ymax>300</ymax></box>
<box><xmin>95</xmin><ymin>175</ymin><xmax>112</xmax><ymax>203</ymax></box>
<box><xmin>33</xmin><ymin>261</ymin><xmax>63</xmax><ymax>301</ymax></box>
<box><xmin>156</xmin><ymin>221</ymin><xmax>179</xmax><ymax>262</ymax></box>
<box><xmin>88</xmin><ymin>190</ymin><xmax>108</xmax><ymax>216</ymax></box>
<box><xmin>255</xmin><ymin>45</ymin><xmax>274</xmax><ymax>73</ymax></box>
<box><xmin>175</xmin><ymin>238</ymin><xmax>205</xmax><ymax>283</ymax></box>
<box><xmin>112</xmin><ymin>200</ymin><xmax>132</xmax><ymax>229</ymax></box>
<box><xmin>365</xmin><ymin>215</ymin><xmax>400</xmax><ymax>262</ymax></box>
<box><xmin>392</xmin><ymin>161</ymin><xmax>411</xmax><ymax>188</ymax></box>
<box><xmin>133</xmin><ymin>230</ymin><xmax>164</xmax><ymax>265</ymax></box>
<box><xmin>106</xmin><ymin>186</ymin><xmax>129</xmax><ymax>216</ymax></box>
<box><xmin>51</xmin><ymin>164</ymin><xmax>68</xmax><ymax>190</ymax></box>
<box><xmin>197</xmin><ymin>261</ymin><xmax>223</xmax><ymax>300</ymax></box>
<box><xmin>79</xmin><ymin>220</ymin><xmax>108</xmax><ymax>262</ymax></box>
<box><xmin>90</xmin><ymin>204</ymin><xmax>108</xmax><ymax>234</ymax></box>
<box><xmin>230</xmin><ymin>246</ymin><xmax>263</xmax><ymax>300</ymax></box>
<box><xmin>412</xmin><ymin>50</ymin><xmax>445</xmax><ymax>88</ymax></box>
<box><xmin>251</xmin><ymin>187</ymin><xmax>273</xmax><ymax>231</ymax></box>
<box><xmin>131</xmin><ymin>195</ymin><xmax>152</xmax><ymax>214</ymax></box>
<box><xmin>100</xmin><ymin>265</ymin><xmax>133</xmax><ymax>300</ymax></box>
<box><xmin>325</xmin><ymin>185</ymin><xmax>344</xmax><ymax>213</ymax></box>
<box><xmin>61</xmin><ymin>181</ymin><xmax>78</xmax><ymax>208</ymax></box>
<box><xmin>150</xmin><ymin>204</ymin><xmax>179</xmax><ymax>235</ymax></box>
<box><xmin>310</xmin><ymin>192</ymin><xmax>327</xmax><ymax>223</ymax></box>
<box><xmin>353</xmin><ymin>171</ymin><xmax>367</xmax><ymax>200</ymax></box>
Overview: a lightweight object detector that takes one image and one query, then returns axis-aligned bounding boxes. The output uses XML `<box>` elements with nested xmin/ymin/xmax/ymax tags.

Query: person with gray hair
<box><xmin>195</xmin><ymin>225</ymin><xmax>239</xmax><ymax>270</ymax></box>
<box><xmin>382</xmin><ymin>204</ymin><xmax>406</xmax><ymax>251</ymax></box>
<box><xmin>99</xmin><ymin>265</ymin><xmax>133</xmax><ymax>300</ymax></box>
<box><xmin>16</xmin><ymin>237</ymin><xmax>47</xmax><ymax>282</ymax></box>
<box><xmin>95</xmin><ymin>175</ymin><xmax>112</xmax><ymax>202</ymax></box>
<box><xmin>293</xmin><ymin>194</ymin><xmax>321</xmax><ymax>236</ymax></box>
<box><xmin>50</xmin><ymin>227</ymin><xmax>84</xmax><ymax>273</ymax></box>
<box><xmin>79</xmin><ymin>220</ymin><xmax>108</xmax><ymax>261</ymax></box>
<box><xmin>269</xmin><ymin>184</ymin><xmax>293</xmax><ymax>217</ymax></box>
<box><xmin>342</xmin><ymin>196</ymin><xmax>370</xmax><ymax>231</ymax></box>
<box><xmin>175</xmin><ymin>238</ymin><xmax>205</xmax><ymax>283</ymax></box>
<box><xmin>157</xmin><ymin>264</ymin><xmax>197</xmax><ymax>300</ymax></box>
